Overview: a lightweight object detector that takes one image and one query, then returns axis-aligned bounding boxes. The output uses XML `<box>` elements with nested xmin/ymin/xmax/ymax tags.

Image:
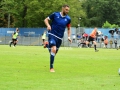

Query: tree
<box><xmin>83</xmin><ymin>0</ymin><xmax>120</xmax><ymax>27</ymax></box>
<box><xmin>0</xmin><ymin>0</ymin><xmax>18</xmax><ymax>27</ymax></box>
<box><xmin>0</xmin><ymin>0</ymin><xmax>86</xmax><ymax>27</ymax></box>
<box><xmin>102</xmin><ymin>21</ymin><xmax>119</xmax><ymax>28</ymax></box>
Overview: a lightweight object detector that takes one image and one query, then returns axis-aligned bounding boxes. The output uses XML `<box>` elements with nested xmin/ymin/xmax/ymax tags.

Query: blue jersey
<box><xmin>48</xmin><ymin>12</ymin><xmax>71</xmax><ymax>39</ymax></box>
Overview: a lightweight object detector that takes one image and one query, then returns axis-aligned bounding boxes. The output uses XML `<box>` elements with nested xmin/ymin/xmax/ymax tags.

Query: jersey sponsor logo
<box><xmin>65</xmin><ymin>19</ymin><xmax>67</xmax><ymax>21</ymax></box>
<box><xmin>50</xmin><ymin>41</ymin><xmax>53</xmax><ymax>44</ymax></box>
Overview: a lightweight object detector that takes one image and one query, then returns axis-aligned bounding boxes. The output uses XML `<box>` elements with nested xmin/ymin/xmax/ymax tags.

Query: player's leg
<box><xmin>105</xmin><ymin>44</ymin><xmax>107</xmax><ymax>48</ymax></box>
<box><xmin>115</xmin><ymin>44</ymin><xmax>117</xmax><ymax>49</ymax></box>
<box><xmin>117</xmin><ymin>44</ymin><xmax>119</xmax><ymax>50</ymax></box>
<box><xmin>42</xmin><ymin>39</ymin><xmax>45</xmax><ymax>45</ymax></box>
<box><xmin>93</xmin><ymin>41</ymin><xmax>99</xmax><ymax>52</ymax></box>
<box><xmin>86</xmin><ymin>40</ymin><xmax>90</xmax><ymax>48</ymax></box>
<box><xmin>16</xmin><ymin>38</ymin><xmax>18</xmax><ymax>45</ymax></box>
<box><xmin>15</xmin><ymin>38</ymin><xmax>18</xmax><ymax>46</ymax></box>
<box><xmin>86</xmin><ymin>36</ymin><xmax>91</xmax><ymax>48</ymax></box>
<box><xmin>50</xmin><ymin>39</ymin><xmax>62</xmax><ymax>72</ymax></box>
<box><xmin>43</xmin><ymin>41</ymin><xmax>49</xmax><ymax>48</ymax></box>
<box><xmin>13</xmin><ymin>39</ymin><xmax>17</xmax><ymax>47</ymax></box>
<box><xmin>14</xmin><ymin>42</ymin><xmax>16</xmax><ymax>46</ymax></box>
<box><xmin>49</xmin><ymin>37</ymin><xmax>62</xmax><ymax>72</ymax></box>
<box><xmin>48</xmin><ymin>37</ymin><xmax>57</xmax><ymax>72</ymax></box>
<box><xmin>9</xmin><ymin>39</ymin><xmax>14</xmax><ymax>47</ymax></box>
<box><xmin>56</xmin><ymin>39</ymin><xmax>62</xmax><ymax>54</ymax></box>
<box><xmin>50</xmin><ymin>45</ymin><xmax>56</xmax><ymax>72</ymax></box>
<box><xmin>103</xmin><ymin>44</ymin><xmax>105</xmax><ymax>48</ymax></box>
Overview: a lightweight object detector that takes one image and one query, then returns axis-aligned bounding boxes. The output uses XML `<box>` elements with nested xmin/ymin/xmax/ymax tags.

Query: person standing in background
<box><xmin>103</xmin><ymin>36</ymin><xmax>108</xmax><ymax>48</ymax></box>
<box><xmin>109</xmin><ymin>40</ymin><xmax>113</xmax><ymax>49</ymax></box>
<box><xmin>114</xmin><ymin>39</ymin><xmax>117</xmax><ymax>49</ymax></box>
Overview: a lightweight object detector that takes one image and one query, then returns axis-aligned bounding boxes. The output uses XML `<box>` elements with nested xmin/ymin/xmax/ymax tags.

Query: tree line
<box><xmin>0</xmin><ymin>0</ymin><xmax>120</xmax><ymax>28</ymax></box>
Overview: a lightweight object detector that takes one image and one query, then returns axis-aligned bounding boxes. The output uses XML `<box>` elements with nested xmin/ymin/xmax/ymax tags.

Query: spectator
<box><xmin>101</xmin><ymin>34</ymin><xmax>104</xmax><ymax>44</ymax></box>
<box><xmin>109</xmin><ymin>40</ymin><xmax>113</xmax><ymax>49</ymax></box>
<box><xmin>103</xmin><ymin>36</ymin><xmax>108</xmax><ymax>48</ymax></box>
<box><xmin>97</xmin><ymin>31</ymin><xmax>102</xmax><ymax>43</ymax></box>
<box><xmin>78</xmin><ymin>38</ymin><xmax>86</xmax><ymax>48</ymax></box>
<box><xmin>76</xmin><ymin>34</ymin><xmax>81</xmax><ymax>43</ymax></box>
<box><xmin>72</xmin><ymin>34</ymin><xmax>76</xmax><ymax>43</ymax></box>
<box><xmin>82</xmin><ymin>32</ymin><xmax>88</xmax><ymax>41</ymax></box>
<box><xmin>114</xmin><ymin>39</ymin><xmax>117</xmax><ymax>49</ymax></box>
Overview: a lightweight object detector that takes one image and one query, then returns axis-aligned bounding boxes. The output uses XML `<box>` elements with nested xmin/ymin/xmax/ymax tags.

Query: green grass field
<box><xmin>0</xmin><ymin>45</ymin><xmax>120</xmax><ymax>90</ymax></box>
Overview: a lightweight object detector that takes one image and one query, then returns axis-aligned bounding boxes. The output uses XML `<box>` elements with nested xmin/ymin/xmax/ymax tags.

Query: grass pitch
<box><xmin>0</xmin><ymin>45</ymin><xmax>120</xmax><ymax>90</ymax></box>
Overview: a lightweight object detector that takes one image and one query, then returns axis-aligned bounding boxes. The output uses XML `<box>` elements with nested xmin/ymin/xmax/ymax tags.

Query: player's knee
<box><xmin>93</xmin><ymin>41</ymin><xmax>97</xmax><ymax>45</ymax></box>
<box><xmin>51</xmin><ymin>47</ymin><xmax>57</xmax><ymax>53</ymax></box>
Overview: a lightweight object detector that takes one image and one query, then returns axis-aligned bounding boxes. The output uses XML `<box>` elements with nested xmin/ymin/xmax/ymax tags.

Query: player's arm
<box><xmin>44</xmin><ymin>12</ymin><xmax>55</xmax><ymax>31</ymax></box>
<box><xmin>17</xmin><ymin>34</ymin><xmax>20</xmax><ymax>39</ymax></box>
<box><xmin>67</xmin><ymin>24</ymin><xmax>72</xmax><ymax>43</ymax></box>
<box><xmin>44</xmin><ymin>17</ymin><xmax>51</xmax><ymax>30</ymax></box>
<box><xmin>11</xmin><ymin>33</ymin><xmax>14</xmax><ymax>38</ymax></box>
<box><xmin>91</xmin><ymin>30</ymin><xmax>96</xmax><ymax>38</ymax></box>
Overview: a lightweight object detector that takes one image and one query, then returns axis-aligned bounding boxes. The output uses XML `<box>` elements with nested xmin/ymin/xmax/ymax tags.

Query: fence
<box><xmin>0</xmin><ymin>27</ymin><xmax>120</xmax><ymax>48</ymax></box>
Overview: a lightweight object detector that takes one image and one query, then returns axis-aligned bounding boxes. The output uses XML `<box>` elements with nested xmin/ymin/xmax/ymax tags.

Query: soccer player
<box><xmin>9</xmin><ymin>28</ymin><xmax>19</xmax><ymax>47</ymax></box>
<box><xmin>86</xmin><ymin>28</ymin><xmax>99</xmax><ymax>52</ymax></box>
<box><xmin>44</xmin><ymin>5</ymin><xmax>72</xmax><ymax>72</ymax></box>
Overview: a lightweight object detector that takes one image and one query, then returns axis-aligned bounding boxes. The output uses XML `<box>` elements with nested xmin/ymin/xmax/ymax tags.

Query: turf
<box><xmin>0</xmin><ymin>45</ymin><xmax>120</xmax><ymax>90</ymax></box>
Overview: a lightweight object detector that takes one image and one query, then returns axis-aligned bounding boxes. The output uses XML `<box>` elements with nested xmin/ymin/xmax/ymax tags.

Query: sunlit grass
<box><xmin>0</xmin><ymin>45</ymin><xmax>120</xmax><ymax>90</ymax></box>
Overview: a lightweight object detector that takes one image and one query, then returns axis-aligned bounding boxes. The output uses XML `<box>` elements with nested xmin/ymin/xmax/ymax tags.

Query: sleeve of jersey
<box><xmin>67</xmin><ymin>19</ymin><xmax>71</xmax><ymax>28</ymax></box>
<box><xmin>48</xmin><ymin>12</ymin><xmax>55</xmax><ymax>20</ymax></box>
<box><xmin>67</xmin><ymin>24</ymin><xmax>71</xmax><ymax>28</ymax></box>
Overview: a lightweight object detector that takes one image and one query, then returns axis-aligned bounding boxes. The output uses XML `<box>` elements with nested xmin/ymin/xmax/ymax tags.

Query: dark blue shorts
<box><xmin>87</xmin><ymin>36</ymin><xmax>95</xmax><ymax>42</ymax></box>
<box><xmin>48</xmin><ymin>35</ymin><xmax>62</xmax><ymax>49</ymax></box>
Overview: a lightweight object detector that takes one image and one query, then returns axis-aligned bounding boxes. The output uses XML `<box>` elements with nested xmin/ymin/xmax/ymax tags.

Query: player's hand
<box><xmin>68</xmin><ymin>37</ymin><xmax>72</xmax><ymax>43</ymax></box>
<box><xmin>47</xmin><ymin>26</ymin><xmax>51</xmax><ymax>31</ymax></box>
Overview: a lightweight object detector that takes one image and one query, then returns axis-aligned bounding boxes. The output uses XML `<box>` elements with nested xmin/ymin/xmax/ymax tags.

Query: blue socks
<box><xmin>50</xmin><ymin>52</ymin><xmax>55</xmax><ymax>69</ymax></box>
